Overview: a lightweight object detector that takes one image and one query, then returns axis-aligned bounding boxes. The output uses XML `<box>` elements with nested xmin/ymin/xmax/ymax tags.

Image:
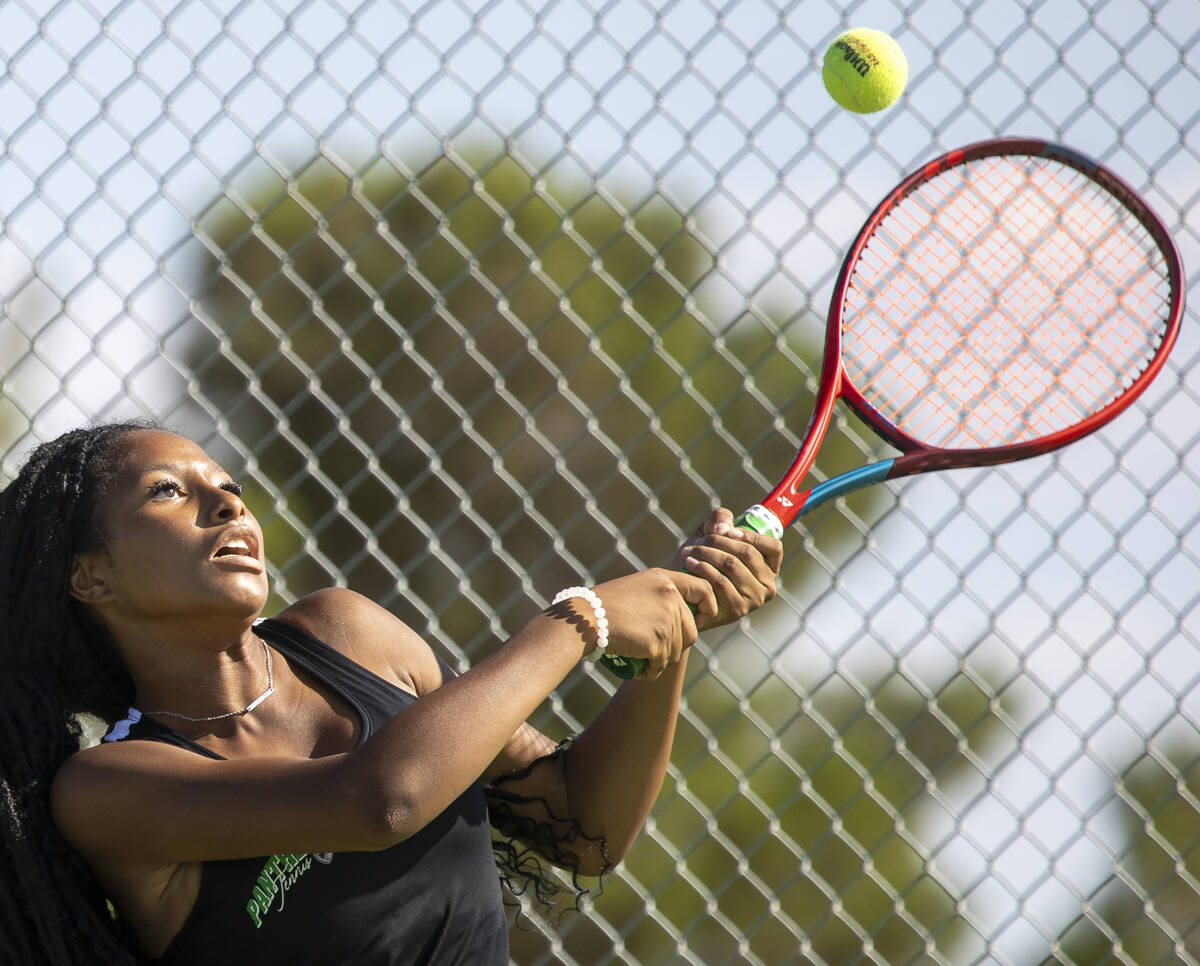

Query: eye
<box><xmin>221</xmin><ymin>480</ymin><xmax>244</xmax><ymax>498</ymax></box>
<box><xmin>147</xmin><ymin>479</ymin><xmax>184</xmax><ymax>500</ymax></box>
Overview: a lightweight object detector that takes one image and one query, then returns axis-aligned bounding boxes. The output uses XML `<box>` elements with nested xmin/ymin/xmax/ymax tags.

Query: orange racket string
<box><xmin>841</xmin><ymin>154</ymin><xmax>1171</xmax><ymax>451</ymax></box>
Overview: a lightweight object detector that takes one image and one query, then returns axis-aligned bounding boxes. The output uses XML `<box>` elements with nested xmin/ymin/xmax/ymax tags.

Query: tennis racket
<box><xmin>602</xmin><ymin>137</ymin><xmax>1184</xmax><ymax>679</ymax></box>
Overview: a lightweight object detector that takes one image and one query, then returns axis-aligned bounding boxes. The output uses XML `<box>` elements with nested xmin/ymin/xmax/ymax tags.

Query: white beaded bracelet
<box><xmin>551</xmin><ymin>586</ymin><xmax>610</xmax><ymax>660</ymax></box>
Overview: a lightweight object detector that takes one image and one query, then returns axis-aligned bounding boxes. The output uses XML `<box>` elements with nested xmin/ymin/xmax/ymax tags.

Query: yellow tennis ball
<box><xmin>823</xmin><ymin>28</ymin><xmax>908</xmax><ymax>114</ymax></box>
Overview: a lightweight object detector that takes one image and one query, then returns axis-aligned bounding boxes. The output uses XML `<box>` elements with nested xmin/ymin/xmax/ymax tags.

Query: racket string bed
<box><xmin>841</xmin><ymin>154</ymin><xmax>1174</xmax><ymax>452</ymax></box>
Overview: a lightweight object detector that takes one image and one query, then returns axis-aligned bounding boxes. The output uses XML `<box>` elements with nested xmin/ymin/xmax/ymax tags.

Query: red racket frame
<box><xmin>756</xmin><ymin>137</ymin><xmax>1185</xmax><ymax>532</ymax></box>
<box><xmin>600</xmin><ymin>138</ymin><xmax>1184</xmax><ymax>679</ymax></box>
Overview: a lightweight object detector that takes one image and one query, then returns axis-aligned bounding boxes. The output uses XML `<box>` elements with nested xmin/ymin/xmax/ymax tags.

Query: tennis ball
<box><xmin>822</xmin><ymin>28</ymin><xmax>908</xmax><ymax>114</ymax></box>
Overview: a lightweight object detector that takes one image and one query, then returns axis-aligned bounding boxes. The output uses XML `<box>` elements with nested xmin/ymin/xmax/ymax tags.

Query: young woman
<box><xmin>1</xmin><ymin>422</ymin><xmax>781</xmax><ymax>964</ymax></box>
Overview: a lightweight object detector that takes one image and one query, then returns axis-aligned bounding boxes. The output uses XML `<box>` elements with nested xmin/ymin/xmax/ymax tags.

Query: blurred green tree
<box><xmin>186</xmin><ymin>146</ymin><xmax>886</xmax><ymax>649</ymax></box>
<box><xmin>1042</xmin><ymin>740</ymin><xmax>1200</xmax><ymax>966</ymax></box>
<box><xmin>185</xmin><ymin>143</ymin><xmax>1021</xmax><ymax>964</ymax></box>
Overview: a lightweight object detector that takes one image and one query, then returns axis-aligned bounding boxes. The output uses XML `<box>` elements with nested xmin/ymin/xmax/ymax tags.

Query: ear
<box><xmin>69</xmin><ymin>554</ymin><xmax>117</xmax><ymax>605</ymax></box>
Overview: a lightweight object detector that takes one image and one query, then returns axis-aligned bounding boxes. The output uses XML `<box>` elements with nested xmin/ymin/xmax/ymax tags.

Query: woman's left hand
<box><xmin>671</xmin><ymin>507</ymin><xmax>783</xmax><ymax>628</ymax></box>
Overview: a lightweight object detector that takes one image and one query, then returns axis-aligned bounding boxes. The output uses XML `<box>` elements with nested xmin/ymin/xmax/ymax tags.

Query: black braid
<box><xmin>1</xmin><ymin>421</ymin><xmax>155</xmax><ymax>965</ymax></box>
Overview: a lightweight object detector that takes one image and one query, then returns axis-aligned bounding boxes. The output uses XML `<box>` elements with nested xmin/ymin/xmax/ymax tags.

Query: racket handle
<box><xmin>599</xmin><ymin>506</ymin><xmax>784</xmax><ymax>679</ymax></box>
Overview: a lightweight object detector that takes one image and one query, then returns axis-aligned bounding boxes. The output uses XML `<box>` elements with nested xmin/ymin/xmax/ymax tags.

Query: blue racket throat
<box><xmin>798</xmin><ymin>460</ymin><xmax>895</xmax><ymax>515</ymax></box>
<box><xmin>599</xmin><ymin>507</ymin><xmax>785</xmax><ymax>680</ymax></box>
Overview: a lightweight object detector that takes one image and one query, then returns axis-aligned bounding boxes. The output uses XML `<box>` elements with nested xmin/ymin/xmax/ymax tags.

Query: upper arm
<box><xmin>51</xmin><ymin>594</ymin><xmax>447</xmax><ymax>867</ymax></box>
<box><xmin>482</xmin><ymin>729</ymin><xmax>612</xmax><ymax>876</ymax></box>
<box><xmin>483</xmin><ymin>722</ymin><xmax>560</xmax><ymax>785</ymax></box>
<box><xmin>50</xmin><ymin>741</ymin><xmax>392</xmax><ymax>867</ymax></box>
<box><xmin>51</xmin><ymin>591</ymin><xmax>569</xmax><ymax>871</ymax></box>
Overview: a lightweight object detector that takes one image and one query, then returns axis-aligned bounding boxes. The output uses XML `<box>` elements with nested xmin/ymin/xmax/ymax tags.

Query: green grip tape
<box><xmin>599</xmin><ymin>506</ymin><xmax>783</xmax><ymax>679</ymax></box>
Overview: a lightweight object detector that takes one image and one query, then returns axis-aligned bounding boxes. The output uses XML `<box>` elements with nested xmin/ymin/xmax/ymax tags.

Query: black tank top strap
<box><xmin>252</xmin><ymin>617</ymin><xmax>415</xmax><ymax>742</ymax></box>
<box><xmin>102</xmin><ymin>709</ymin><xmax>223</xmax><ymax>758</ymax></box>
<box><xmin>103</xmin><ymin>619</ymin><xmax>415</xmax><ymax>750</ymax></box>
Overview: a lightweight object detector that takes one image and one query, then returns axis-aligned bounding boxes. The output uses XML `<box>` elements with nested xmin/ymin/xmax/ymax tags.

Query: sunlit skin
<box><xmin>51</xmin><ymin>428</ymin><xmax>784</xmax><ymax>958</ymax></box>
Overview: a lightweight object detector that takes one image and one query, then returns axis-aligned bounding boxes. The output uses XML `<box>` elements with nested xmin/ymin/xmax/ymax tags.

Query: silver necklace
<box><xmin>141</xmin><ymin>639</ymin><xmax>275</xmax><ymax>723</ymax></box>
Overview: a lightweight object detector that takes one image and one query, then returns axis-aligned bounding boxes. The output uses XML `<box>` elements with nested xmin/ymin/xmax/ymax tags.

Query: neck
<box><xmin>111</xmin><ymin>619</ymin><xmax>270</xmax><ymax>723</ymax></box>
<box><xmin>139</xmin><ymin>637</ymin><xmax>274</xmax><ymax>723</ymax></box>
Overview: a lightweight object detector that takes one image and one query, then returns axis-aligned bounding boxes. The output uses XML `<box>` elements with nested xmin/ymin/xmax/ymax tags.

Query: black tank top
<box><xmin>103</xmin><ymin>618</ymin><xmax>508</xmax><ymax>965</ymax></box>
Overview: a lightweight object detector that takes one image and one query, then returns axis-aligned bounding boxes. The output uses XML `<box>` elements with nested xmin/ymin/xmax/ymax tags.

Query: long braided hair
<box><xmin>0</xmin><ymin>422</ymin><xmax>153</xmax><ymax>965</ymax></box>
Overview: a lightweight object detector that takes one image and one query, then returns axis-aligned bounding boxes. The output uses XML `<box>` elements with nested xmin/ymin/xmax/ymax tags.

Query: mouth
<box><xmin>212</xmin><ymin>528</ymin><xmax>263</xmax><ymax>572</ymax></box>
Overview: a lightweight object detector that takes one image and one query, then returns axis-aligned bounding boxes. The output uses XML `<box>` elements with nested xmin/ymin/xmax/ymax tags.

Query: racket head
<box><xmin>764</xmin><ymin>138</ymin><xmax>1184</xmax><ymax>527</ymax></box>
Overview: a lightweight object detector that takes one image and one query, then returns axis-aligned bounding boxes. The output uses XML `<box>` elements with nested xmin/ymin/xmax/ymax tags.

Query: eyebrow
<box><xmin>134</xmin><ymin>462</ymin><xmax>229</xmax><ymax>478</ymax></box>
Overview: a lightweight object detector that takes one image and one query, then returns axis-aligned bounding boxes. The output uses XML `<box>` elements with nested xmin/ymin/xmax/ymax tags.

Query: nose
<box><xmin>209</xmin><ymin>485</ymin><xmax>246</xmax><ymax>523</ymax></box>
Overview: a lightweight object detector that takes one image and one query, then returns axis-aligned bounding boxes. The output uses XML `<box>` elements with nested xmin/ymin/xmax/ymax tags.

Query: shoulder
<box><xmin>52</xmin><ymin>732</ymin><xmax>194</xmax><ymax>794</ymax></box>
<box><xmin>50</xmin><ymin>739</ymin><xmax>192</xmax><ymax>856</ymax></box>
<box><xmin>271</xmin><ymin>588</ymin><xmax>450</xmax><ymax>696</ymax></box>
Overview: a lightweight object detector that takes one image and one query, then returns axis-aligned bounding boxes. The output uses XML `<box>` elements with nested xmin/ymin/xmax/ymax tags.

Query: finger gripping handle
<box><xmin>598</xmin><ymin>507</ymin><xmax>782</xmax><ymax>678</ymax></box>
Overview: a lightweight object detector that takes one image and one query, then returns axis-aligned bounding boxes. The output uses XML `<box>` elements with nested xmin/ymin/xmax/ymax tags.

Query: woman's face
<box><xmin>71</xmin><ymin>430</ymin><xmax>269</xmax><ymax>625</ymax></box>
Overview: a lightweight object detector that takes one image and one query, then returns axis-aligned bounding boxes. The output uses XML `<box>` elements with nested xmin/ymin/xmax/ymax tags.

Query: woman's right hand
<box><xmin>566</xmin><ymin>569</ymin><xmax>718</xmax><ymax>679</ymax></box>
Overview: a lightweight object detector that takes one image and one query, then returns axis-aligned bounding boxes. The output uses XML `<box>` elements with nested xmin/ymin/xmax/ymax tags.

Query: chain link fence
<box><xmin>3</xmin><ymin>0</ymin><xmax>1199</xmax><ymax>963</ymax></box>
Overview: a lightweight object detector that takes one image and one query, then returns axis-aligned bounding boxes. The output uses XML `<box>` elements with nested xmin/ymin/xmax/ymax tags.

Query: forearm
<box><xmin>486</xmin><ymin>514</ymin><xmax>780</xmax><ymax>872</ymax></box>
<box><xmin>560</xmin><ymin>652</ymin><xmax>690</xmax><ymax>866</ymax></box>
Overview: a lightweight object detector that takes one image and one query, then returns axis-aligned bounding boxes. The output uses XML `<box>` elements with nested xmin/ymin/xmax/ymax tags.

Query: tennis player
<box><xmin>0</xmin><ymin>422</ymin><xmax>781</xmax><ymax>965</ymax></box>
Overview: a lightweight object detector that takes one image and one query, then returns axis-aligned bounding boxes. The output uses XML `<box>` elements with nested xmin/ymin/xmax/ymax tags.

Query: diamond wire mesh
<box><xmin>2</xmin><ymin>1</ymin><xmax>1199</xmax><ymax>963</ymax></box>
